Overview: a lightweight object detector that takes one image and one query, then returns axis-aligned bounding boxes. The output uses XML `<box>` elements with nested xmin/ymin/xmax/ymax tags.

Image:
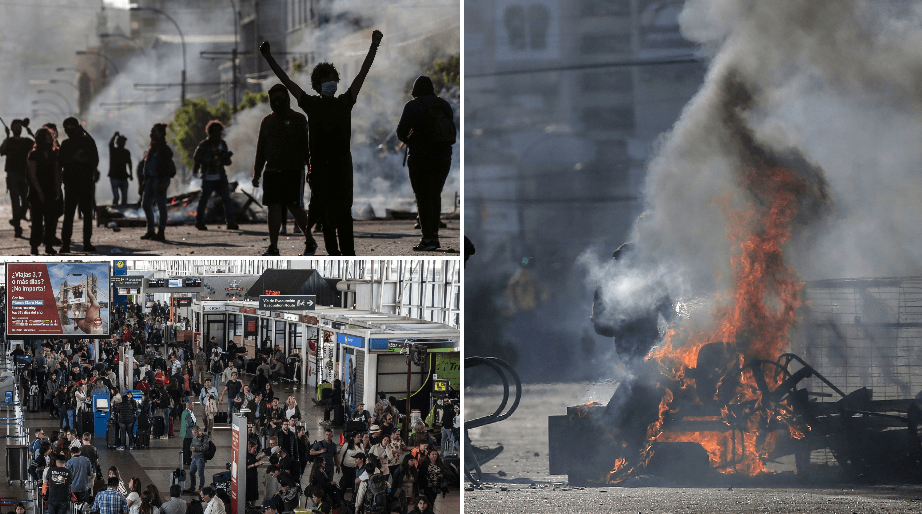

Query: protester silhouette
<box><xmin>25</xmin><ymin>127</ymin><xmax>62</xmax><ymax>255</ymax></box>
<box><xmin>252</xmin><ymin>84</ymin><xmax>319</xmax><ymax>256</ymax></box>
<box><xmin>259</xmin><ymin>29</ymin><xmax>383</xmax><ymax>256</ymax></box>
<box><xmin>193</xmin><ymin>120</ymin><xmax>239</xmax><ymax>231</ymax></box>
<box><xmin>1</xmin><ymin>119</ymin><xmax>34</xmax><ymax>239</ymax></box>
<box><xmin>397</xmin><ymin>76</ymin><xmax>456</xmax><ymax>251</ymax></box>
<box><xmin>139</xmin><ymin>123</ymin><xmax>174</xmax><ymax>241</ymax></box>
<box><xmin>108</xmin><ymin>132</ymin><xmax>133</xmax><ymax>206</ymax></box>
<box><xmin>59</xmin><ymin>117</ymin><xmax>99</xmax><ymax>253</ymax></box>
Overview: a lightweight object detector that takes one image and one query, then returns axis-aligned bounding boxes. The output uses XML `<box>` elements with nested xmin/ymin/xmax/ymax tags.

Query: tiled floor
<box><xmin>0</xmin><ymin>378</ymin><xmax>460</xmax><ymax>514</ymax></box>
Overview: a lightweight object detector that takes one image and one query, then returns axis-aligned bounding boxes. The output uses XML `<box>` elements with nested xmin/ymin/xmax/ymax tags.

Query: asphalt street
<box><xmin>465</xmin><ymin>383</ymin><xmax>922</xmax><ymax>513</ymax></box>
<box><xmin>0</xmin><ymin>217</ymin><xmax>460</xmax><ymax>256</ymax></box>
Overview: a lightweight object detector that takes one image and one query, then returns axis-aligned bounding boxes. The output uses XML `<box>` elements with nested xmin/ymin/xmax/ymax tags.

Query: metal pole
<box><xmin>404</xmin><ymin>345</ymin><xmax>411</xmax><ymax>442</ymax></box>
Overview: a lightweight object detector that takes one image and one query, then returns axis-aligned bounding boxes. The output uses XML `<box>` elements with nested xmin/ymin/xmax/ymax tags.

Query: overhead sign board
<box><xmin>259</xmin><ymin>295</ymin><xmax>316</xmax><ymax>311</ymax></box>
<box><xmin>111</xmin><ymin>276</ymin><xmax>143</xmax><ymax>288</ymax></box>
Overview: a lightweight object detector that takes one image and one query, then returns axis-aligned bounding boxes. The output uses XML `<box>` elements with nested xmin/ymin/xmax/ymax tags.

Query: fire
<box><xmin>605</xmin><ymin>159</ymin><xmax>813</xmax><ymax>483</ymax></box>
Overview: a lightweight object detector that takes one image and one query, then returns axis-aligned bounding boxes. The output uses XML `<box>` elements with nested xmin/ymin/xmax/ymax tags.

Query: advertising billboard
<box><xmin>6</xmin><ymin>262</ymin><xmax>110</xmax><ymax>337</ymax></box>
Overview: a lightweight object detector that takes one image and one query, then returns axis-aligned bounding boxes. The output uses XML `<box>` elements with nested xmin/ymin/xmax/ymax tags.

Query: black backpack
<box><xmin>420</xmin><ymin>96</ymin><xmax>456</xmax><ymax>145</ymax></box>
<box><xmin>205</xmin><ymin>439</ymin><xmax>217</xmax><ymax>461</ymax></box>
<box><xmin>363</xmin><ymin>474</ymin><xmax>389</xmax><ymax>513</ymax></box>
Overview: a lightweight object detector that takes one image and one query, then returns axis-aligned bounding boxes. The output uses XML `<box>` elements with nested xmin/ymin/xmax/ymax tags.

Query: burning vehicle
<box><xmin>549</xmin><ymin>73</ymin><xmax>922</xmax><ymax>487</ymax></box>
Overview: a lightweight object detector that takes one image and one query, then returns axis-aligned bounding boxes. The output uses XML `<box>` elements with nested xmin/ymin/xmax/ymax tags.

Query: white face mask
<box><xmin>321</xmin><ymin>81</ymin><xmax>338</xmax><ymax>96</ymax></box>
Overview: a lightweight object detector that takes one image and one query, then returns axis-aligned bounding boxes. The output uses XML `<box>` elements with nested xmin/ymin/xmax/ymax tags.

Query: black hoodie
<box><xmin>396</xmin><ymin>76</ymin><xmax>454</xmax><ymax>160</ymax></box>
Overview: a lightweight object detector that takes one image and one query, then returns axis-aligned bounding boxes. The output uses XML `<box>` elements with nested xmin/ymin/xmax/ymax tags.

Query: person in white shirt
<box><xmin>200</xmin><ymin>487</ymin><xmax>224</xmax><ymax>514</ymax></box>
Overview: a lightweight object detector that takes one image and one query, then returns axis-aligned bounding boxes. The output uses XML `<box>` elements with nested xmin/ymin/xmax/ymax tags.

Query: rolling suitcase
<box><xmin>214</xmin><ymin>412</ymin><xmax>228</xmax><ymax>424</ymax></box>
<box><xmin>153</xmin><ymin>417</ymin><xmax>165</xmax><ymax>438</ymax></box>
<box><xmin>135</xmin><ymin>429</ymin><xmax>150</xmax><ymax>449</ymax></box>
<box><xmin>80</xmin><ymin>412</ymin><xmax>93</xmax><ymax>435</ymax></box>
<box><xmin>107</xmin><ymin>419</ymin><xmax>120</xmax><ymax>449</ymax></box>
<box><xmin>171</xmin><ymin>468</ymin><xmax>186</xmax><ymax>487</ymax></box>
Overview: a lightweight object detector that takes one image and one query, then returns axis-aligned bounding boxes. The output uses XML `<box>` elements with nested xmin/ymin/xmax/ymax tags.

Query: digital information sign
<box><xmin>6</xmin><ymin>262</ymin><xmax>110</xmax><ymax>338</ymax></box>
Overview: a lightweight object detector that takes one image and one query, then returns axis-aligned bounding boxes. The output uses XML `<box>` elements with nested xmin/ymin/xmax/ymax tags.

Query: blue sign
<box><xmin>370</xmin><ymin>338</ymin><xmax>390</xmax><ymax>350</ymax></box>
<box><xmin>337</xmin><ymin>333</ymin><xmax>365</xmax><ymax>348</ymax></box>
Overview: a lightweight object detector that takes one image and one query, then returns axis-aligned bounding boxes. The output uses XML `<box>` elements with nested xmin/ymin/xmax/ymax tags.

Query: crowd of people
<box><xmin>13</xmin><ymin>296</ymin><xmax>459</xmax><ymax>514</ymax></box>
<box><xmin>1</xmin><ymin>28</ymin><xmax>456</xmax><ymax>256</ymax></box>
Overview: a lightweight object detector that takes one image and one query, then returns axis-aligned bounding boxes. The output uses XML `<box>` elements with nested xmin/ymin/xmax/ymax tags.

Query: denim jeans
<box><xmin>189</xmin><ymin>457</ymin><xmax>205</xmax><ymax>490</ymax></box>
<box><xmin>111</xmin><ymin>178</ymin><xmax>130</xmax><ymax>205</ymax></box>
<box><xmin>142</xmin><ymin>176</ymin><xmax>169</xmax><ymax>231</ymax></box>
<box><xmin>48</xmin><ymin>503</ymin><xmax>69</xmax><ymax>514</ymax></box>
<box><xmin>162</xmin><ymin>408</ymin><xmax>171</xmax><ymax>435</ymax></box>
<box><xmin>67</xmin><ymin>409</ymin><xmax>75</xmax><ymax>430</ymax></box>
<box><xmin>120</xmin><ymin>422</ymin><xmax>134</xmax><ymax>447</ymax></box>
<box><xmin>196</xmin><ymin>177</ymin><xmax>235</xmax><ymax>224</ymax></box>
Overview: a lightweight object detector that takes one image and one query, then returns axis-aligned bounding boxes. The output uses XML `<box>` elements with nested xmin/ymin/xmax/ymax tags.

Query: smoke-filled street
<box><xmin>465</xmin><ymin>0</ymin><xmax>922</xmax><ymax>505</ymax></box>
<box><xmin>0</xmin><ymin>0</ymin><xmax>459</xmax><ymax>256</ymax></box>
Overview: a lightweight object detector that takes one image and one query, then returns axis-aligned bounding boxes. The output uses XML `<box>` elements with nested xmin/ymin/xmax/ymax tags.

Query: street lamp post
<box><xmin>130</xmin><ymin>6</ymin><xmax>186</xmax><ymax>104</ymax></box>
<box><xmin>228</xmin><ymin>0</ymin><xmax>239</xmax><ymax>113</ymax></box>
<box><xmin>36</xmin><ymin>90</ymin><xmax>74</xmax><ymax>115</ymax></box>
<box><xmin>31</xmin><ymin>100</ymin><xmax>65</xmax><ymax>117</ymax></box>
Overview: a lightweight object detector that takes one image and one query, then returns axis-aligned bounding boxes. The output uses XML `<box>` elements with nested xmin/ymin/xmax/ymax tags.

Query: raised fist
<box><xmin>371</xmin><ymin>30</ymin><xmax>383</xmax><ymax>46</ymax></box>
<box><xmin>259</xmin><ymin>41</ymin><xmax>271</xmax><ymax>55</ymax></box>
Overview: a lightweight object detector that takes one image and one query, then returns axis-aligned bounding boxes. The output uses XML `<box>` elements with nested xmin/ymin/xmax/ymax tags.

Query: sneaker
<box><xmin>14</xmin><ymin>226</ymin><xmax>23</xmax><ymax>238</ymax></box>
<box><xmin>30</xmin><ymin>246</ymin><xmax>39</xmax><ymax>256</ymax></box>
<box><xmin>226</xmin><ymin>222</ymin><xmax>239</xmax><ymax>230</ymax></box>
<box><xmin>59</xmin><ymin>244</ymin><xmax>71</xmax><ymax>254</ymax></box>
<box><xmin>263</xmin><ymin>246</ymin><xmax>280</xmax><ymax>256</ymax></box>
<box><xmin>413</xmin><ymin>239</ymin><xmax>440</xmax><ymax>251</ymax></box>
<box><xmin>301</xmin><ymin>239</ymin><xmax>319</xmax><ymax>256</ymax></box>
<box><xmin>140</xmin><ymin>231</ymin><xmax>155</xmax><ymax>240</ymax></box>
<box><xmin>45</xmin><ymin>246</ymin><xmax>57</xmax><ymax>256</ymax></box>
<box><xmin>152</xmin><ymin>230</ymin><xmax>165</xmax><ymax>241</ymax></box>
<box><xmin>83</xmin><ymin>242</ymin><xmax>96</xmax><ymax>252</ymax></box>
<box><xmin>195</xmin><ymin>222</ymin><xmax>208</xmax><ymax>231</ymax></box>
<box><xmin>116</xmin><ymin>446</ymin><xmax>125</xmax><ymax>450</ymax></box>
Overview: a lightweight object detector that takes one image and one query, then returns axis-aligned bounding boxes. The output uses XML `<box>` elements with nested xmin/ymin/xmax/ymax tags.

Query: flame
<box><xmin>605</xmin><ymin>160</ymin><xmax>813</xmax><ymax>483</ymax></box>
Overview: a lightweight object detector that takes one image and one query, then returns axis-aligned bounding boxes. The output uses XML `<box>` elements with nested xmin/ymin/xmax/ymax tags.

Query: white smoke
<box><xmin>586</xmin><ymin>0</ymin><xmax>922</xmax><ymax>326</ymax></box>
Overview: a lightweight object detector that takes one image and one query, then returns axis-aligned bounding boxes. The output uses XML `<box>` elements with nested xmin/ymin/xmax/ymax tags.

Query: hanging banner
<box><xmin>6</xmin><ymin>262</ymin><xmax>110</xmax><ymax>337</ymax></box>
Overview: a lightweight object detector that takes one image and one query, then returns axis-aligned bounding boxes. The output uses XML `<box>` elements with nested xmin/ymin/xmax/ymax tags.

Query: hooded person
<box><xmin>396</xmin><ymin>76</ymin><xmax>456</xmax><ymax>252</ymax></box>
<box><xmin>58</xmin><ymin>117</ymin><xmax>99</xmax><ymax>253</ymax></box>
<box><xmin>138</xmin><ymin>123</ymin><xmax>174</xmax><ymax>242</ymax></box>
<box><xmin>259</xmin><ymin>29</ymin><xmax>384</xmax><ymax>256</ymax></box>
<box><xmin>251</xmin><ymin>84</ymin><xmax>319</xmax><ymax>256</ymax></box>
<box><xmin>192</xmin><ymin>120</ymin><xmax>238</xmax><ymax>232</ymax></box>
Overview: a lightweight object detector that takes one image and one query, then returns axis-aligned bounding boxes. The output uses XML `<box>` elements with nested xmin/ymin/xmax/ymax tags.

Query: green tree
<box><xmin>433</xmin><ymin>54</ymin><xmax>460</xmax><ymax>88</ymax></box>
<box><xmin>167</xmin><ymin>98</ymin><xmax>232</xmax><ymax>169</ymax></box>
<box><xmin>238</xmin><ymin>91</ymin><xmax>269</xmax><ymax>111</ymax></box>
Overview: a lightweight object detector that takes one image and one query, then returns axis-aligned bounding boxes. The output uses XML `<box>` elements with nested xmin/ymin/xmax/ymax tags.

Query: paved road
<box><xmin>465</xmin><ymin>383</ymin><xmax>922</xmax><ymax>513</ymax></box>
<box><xmin>0</xmin><ymin>218</ymin><xmax>460</xmax><ymax>256</ymax></box>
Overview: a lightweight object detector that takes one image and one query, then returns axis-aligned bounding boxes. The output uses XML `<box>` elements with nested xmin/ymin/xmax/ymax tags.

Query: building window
<box><xmin>503</xmin><ymin>4</ymin><xmax>550</xmax><ymax>50</ymax></box>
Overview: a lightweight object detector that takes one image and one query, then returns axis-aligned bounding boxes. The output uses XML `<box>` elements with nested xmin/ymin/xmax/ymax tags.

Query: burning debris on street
<box><xmin>546</xmin><ymin>1</ymin><xmax>922</xmax><ymax>488</ymax></box>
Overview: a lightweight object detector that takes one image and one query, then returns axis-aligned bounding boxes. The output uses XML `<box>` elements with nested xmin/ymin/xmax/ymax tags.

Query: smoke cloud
<box><xmin>587</xmin><ymin>0</ymin><xmax>922</xmax><ymax>355</ymax></box>
<box><xmin>1</xmin><ymin>0</ymin><xmax>459</xmax><ymax>216</ymax></box>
